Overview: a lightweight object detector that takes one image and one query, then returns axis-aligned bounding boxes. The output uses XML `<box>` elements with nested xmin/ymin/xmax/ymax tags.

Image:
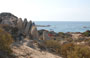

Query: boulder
<box><xmin>1</xmin><ymin>20</ymin><xmax>15</xmax><ymax>27</ymax></box>
<box><xmin>0</xmin><ymin>12</ymin><xmax>18</xmax><ymax>27</ymax></box>
<box><xmin>16</xmin><ymin>18</ymin><xmax>23</xmax><ymax>31</ymax></box>
<box><xmin>23</xmin><ymin>18</ymin><xmax>28</xmax><ymax>30</ymax></box>
<box><xmin>24</xmin><ymin>20</ymin><xmax>32</xmax><ymax>35</ymax></box>
<box><xmin>31</xmin><ymin>25</ymin><xmax>39</xmax><ymax>40</ymax></box>
<box><xmin>43</xmin><ymin>31</ymin><xmax>50</xmax><ymax>40</ymax></box>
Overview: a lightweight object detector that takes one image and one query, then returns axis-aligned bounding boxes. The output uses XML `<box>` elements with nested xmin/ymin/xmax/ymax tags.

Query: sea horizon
<box><xmin>35</xmin><ymin>21</ymin><xmax>90</xmax><ymax>33</ymax></box>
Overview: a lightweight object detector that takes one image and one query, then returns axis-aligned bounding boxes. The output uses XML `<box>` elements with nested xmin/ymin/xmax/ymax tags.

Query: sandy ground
<box><xmin>72</xmin><ymin>34</ymin><xmax>81</xmax><ymax>39</ymax></box>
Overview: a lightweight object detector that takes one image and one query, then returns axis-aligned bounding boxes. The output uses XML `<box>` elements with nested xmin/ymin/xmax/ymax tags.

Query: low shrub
<box><xmin>61</xmin><ymin>43</ymin><xmax>90</xmax><ymax>58</ymax></box>
<box><xmin>57</xmin><ymin>32</ymin><xmax>71</xmax><ymax>39</ymax></box>
<box><xmin>38</xmin><ymin>40</ymin><xmax>61</xmax><ymax>53</ymax></box>
<box><xmin>60</xmin><ymin>43</ymin><xmax>74</xmax><ymax>58</ymax></box>
<box><xmin>67</xmin><ymin>45</ymin><xmax>90</xmax><ymax>58</ymax></box>
<box><xmin>58</xmin><ymin>32</ymin><xmax>65</xmax><ymax>38</ymax></box>
<box><xmin>0</xmin><ymin>28</ymin><xmax>13</xmax><ymax>57</ymax></box>
<box><xmin>44</xmin><ymin>40</ymin><xmax>61</xmax><ymax>53</ymax></box>
<box><xmin>0</xmin><ymin>24</ymin><xmax>19</xmax><ymax>41</ymax></box>
<box><xmin>38</xmin><ymin>39</ymin><xmax>90</xmax><ymax>58</ymax></box>
<box><xmin>82</xmin><ymin>30</ymin><xmax>90</xmax><ymax>37</ymax></box>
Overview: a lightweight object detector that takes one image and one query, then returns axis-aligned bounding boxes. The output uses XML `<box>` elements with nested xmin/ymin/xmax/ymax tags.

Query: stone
<box><xmin>0</xmin><ymin>12</ymin><xmax>18</xmax><ymax>27</ymax></box>
<box><xmin>28</xmin><ymin>22</ymin><xmax>35</xmax><ymax>33</ymax></box>
<box><xmin>43</xmin><ymin>31</ymin><xmax>50</xmax><ymax>40</ymax></box>
<box><xmin>16</xmin><ymin>18</ymin><xmax>24</xmax><ymax>38</ymax></box>
<box><xmin>1</xmin><ymin>20</ymin><xmax>14</xmax><ymax>26</ymax></box>
<box><xmin>24</xmin><ymin>20</ymin><xmax>32</xmax><ymax>35</ymax></box>
<box><xmin>16</xmin><ymin>18</ymin><xmax>23</xmax><ymax>31</ymax></box>
<box><xmin>23</xmin><ymin>18</ymin><xmax>28</xmax><ymax>30</ymax></box>
<box><xmin>31</xmin><ymin>25</ymin><xmax>39</xmax><ymax>40</ymax></box>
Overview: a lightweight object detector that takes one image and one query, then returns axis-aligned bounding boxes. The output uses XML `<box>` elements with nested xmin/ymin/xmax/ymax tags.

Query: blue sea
<box><xmin>35</xmin><ymin>21</ymin><xmax>90</xmax><ymax>33</ymax></box>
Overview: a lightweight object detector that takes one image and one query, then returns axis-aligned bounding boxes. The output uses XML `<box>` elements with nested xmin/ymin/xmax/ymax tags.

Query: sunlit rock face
<box><xmin>0</xmin><ymin>12</ymin><xmax>39</xmax><ymax>41</ymax></box>
<box><xmin>43</xmin><ymin>31</ymin><xmax>50</xmax><ymax>40</ymax></box>
<box><xmin>16</xmin><ymin>18</ymin><xmax>23</xmax><ymax>33</ymax></box>
<box><xmin>31</xmin><ymin>22</ymin><xmax>39</xmax><ymax>40</ymax></box>
<box><xmin>0</xmin><ymin>12</ymin><xmax>18</xmax><ymax>27</ymax></box>
<box><xmin>24</xmin><ymin>20</ymin><xmax>32</xmax><ymax>35</ymax></box>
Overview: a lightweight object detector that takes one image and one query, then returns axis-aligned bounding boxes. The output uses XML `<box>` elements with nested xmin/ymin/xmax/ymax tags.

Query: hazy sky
<box><xmin>0</xmin><ymin>0</ymin><xmax>90</xmax><ymax>21</ymax></box>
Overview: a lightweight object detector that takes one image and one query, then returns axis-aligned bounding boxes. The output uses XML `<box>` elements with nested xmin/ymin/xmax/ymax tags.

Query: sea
<box><xmin>35</xmin><ymin>21</ymin><xmax>90</xmax><ymax>33</ymax></box>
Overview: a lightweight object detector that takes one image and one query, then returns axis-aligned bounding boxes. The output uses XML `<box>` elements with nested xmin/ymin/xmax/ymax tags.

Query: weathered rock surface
<box><xmin>0</xmin><ymin>12</ymin><xmax>39</xmax><ymax>41</ymax></box>
<box><xmin>24</xmin><ymin>20</ymin><xmax>32</xmax><ymax>35</ymax></box>
<box><xmin>0</xmin><ymin>12</ymin><xmax>18</xmax><ymax>27</ymax></box>
<box><xmin>43</xmin><ymin>31</ymin><xmax>50</xmax><ymax>40</ymax></box>
<box><xmin>16</xmin><ymin>18</ymin><xmax>23</xmax><ymax>33</ymax></box>
<box><xmin>31</xmin><ymin>24</ymin><xmax>39</xmax><ymax>40</ymax></box>
<box><xmin>23</xmin><ymin>18</ymin><xmax>27</xmax><ymax>31</ymax></box>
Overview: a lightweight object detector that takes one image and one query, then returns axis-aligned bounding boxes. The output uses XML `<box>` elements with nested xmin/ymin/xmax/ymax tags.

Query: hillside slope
<box><xmin>12</xmin><ymin>39</ymin><xmax>62</xmax><ymax>58</ymax></box>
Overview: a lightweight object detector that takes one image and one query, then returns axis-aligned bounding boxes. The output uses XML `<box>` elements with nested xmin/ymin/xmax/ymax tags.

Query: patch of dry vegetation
<box><xmin>39</xmin><ymin>40</ymin><xmax>90</xmax><ymax>58</ymax></box>
<box><xmin>0</xmin><ymin>28</ymin><xmax>15</xmax><ymax>58</ymax></box>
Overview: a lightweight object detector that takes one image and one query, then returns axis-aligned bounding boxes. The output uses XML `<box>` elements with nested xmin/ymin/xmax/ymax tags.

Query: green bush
<box><xmin>82</xmin><ymin>30</ymin><xmax>90</xmax><ymax>37</ymax></box>
<box><xmin>0</xmin><ymin>28</ymin><xmax>13</xmax><ymax>55</ymax></box>
<box><xmin>57</xmin><ymin>32</ymin><xmax>71</xmax><ymax>39</ymax></box>
<box><xmin>58</xmin><ymin>32</ymin><xmax>65</xmax><ymax>38</ymax></box>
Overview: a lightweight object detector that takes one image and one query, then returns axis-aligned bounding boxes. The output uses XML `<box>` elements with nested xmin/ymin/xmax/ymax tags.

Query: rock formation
<box><xmin>0</xmin><ymin>12</ymin><xmax>39</xmax><ymax>41</ymax></box>
<box><xmin>31</xmin><ymin>23</ymin><xmax>39</xmax><ymax>40</ymax></box>
<box><xmin>24</xmin><ymin>20</ymin><xmax>32</xmax><ymax>35</ymax></box>
<box><xmin>0</xmin><ymin>12</ymin><xmax>18</xmax><ymax>27</ymax></box>
<box><xmin>43</xmin><ymin>31</ymin><xmax>50</xmax><ymax>40</ymax></box>
<box><xmin>16</xmin><ymin>18</ymin><xmax>23</xmax><ymax>33</ymax></box>
<box><xmin>23</xmin><ymin>18</ymin><xmax>27</xmax><ymax>31</ymax></box>
<box><xmin>0</xmin><ymin>12</ymin><xmax>63</xmax><ymax>58</ymax></box>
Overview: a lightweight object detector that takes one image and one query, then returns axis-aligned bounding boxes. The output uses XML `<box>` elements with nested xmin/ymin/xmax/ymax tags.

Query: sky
<box><xmin>0</xmin><ymin>0</ymin><xmax>90</xmax><ymax>21</ymax></box>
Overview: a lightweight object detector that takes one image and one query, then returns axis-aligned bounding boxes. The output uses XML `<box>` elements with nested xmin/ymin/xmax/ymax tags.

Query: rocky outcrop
<box><xmin>0</xmin><ymin>12</ymin><xmax>39</xmax><ymax>41</ymax></box>
<box><xmin>0</xmin><ymin>12</ymin><xmax>62</xmax><ymax>58</ymax></box>
<box><xmin>31</xmin><ymin>23</ymin><xmax>39</xmax><ymax>40</ymax></box>
<box><xmin>16</xmin><ymin>18</ymin><xmax>23</xmax><ymax>33</ymax></box>
<box><xmin>24</xmin><ymin>20</ymin><xmax>32</xmax><ymax>35</ymax></box>
<box><xmin>23</xmin><ymin>18</ymin><xmax>27</xmax><ymax>31</ymax></box>
<box><xmin>43</xmin><ymin>31</ymin><xmax>50</xmax><ymax>40</ymax></box>
<box><xmin>0</xmin><ymin>12</ymin><xmax>18</xmax><ymax>27</ymax></box>
<box><xmin>0</xmin><ymin>12</ymin><xmax>63</xmax><ymax>58</ymax></box>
